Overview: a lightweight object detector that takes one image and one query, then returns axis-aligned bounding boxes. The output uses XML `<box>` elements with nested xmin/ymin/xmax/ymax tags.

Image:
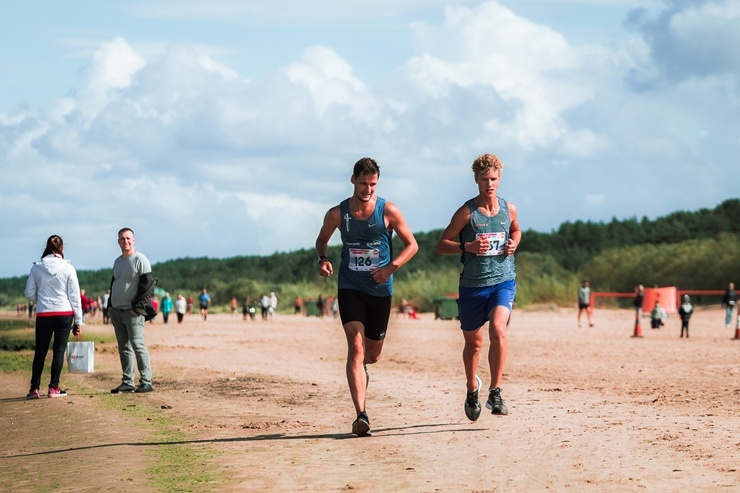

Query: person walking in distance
<box><xmin>315</xmin><ymin>157</ymin><xmax>418</xmax><ymax>436</ymax></box>
<box><xmin>269</xmin><ymin>291</ymin><xmax>278</xmax><ymax>319</ymax></box>
<box><xmin>109</xmin><ymin>228</ymin><xmax>156</xmax><ymax>394</ymax></box>
<box><xmin>260</xmin><ymin>293</ymin><xmax>270</xmax><ymax>320</ymax></box>
<box><xmin>199</xmin><ymin>288</ymin><xmax>211</xmax><ymax>321</ymax></box>
<box><xmin>161</xmin><ymin>292</ymin><xmax>173</xmax><ymax>324</ymax></box>
<box><xmin>24</xmin><ymin>235</ymin><xmax>84</xmax><ymax>398</ymax></box>
<box><xmin>175</xmin><ymin>293</ymin><xmax>187</xmax><ymax>324</ymax></box>
<box><xmin>102</xmin><ymin>289</ymin><xmax>111</xmax><ymax>324</ymax></box>
<box><xmin>578</xmin><ymin>280</ymin><xmax>594</xmax><ymax>327</ymax></box>
<box><xmin>436</xmin><ymin>153</ymin><xmax>521</xmax><ymax>420</ymax></box>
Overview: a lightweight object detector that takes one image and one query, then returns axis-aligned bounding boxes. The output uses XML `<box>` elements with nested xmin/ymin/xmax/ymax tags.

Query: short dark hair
<box><xmin>353</xmin><ymin>157</ymin><xmax>380</xmax><ymax>178</ymax></box>
<box><xmin>118</xmin><ymin>227</ymin><xmax>134</xmax><ymax>238</ymax></box>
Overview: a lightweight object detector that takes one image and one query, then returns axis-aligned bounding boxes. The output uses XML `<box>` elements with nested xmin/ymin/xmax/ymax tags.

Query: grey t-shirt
<box><xmin>111</xmin><ymin>251</ymin><xmax>152</xmax><ymax>309</ymax></box>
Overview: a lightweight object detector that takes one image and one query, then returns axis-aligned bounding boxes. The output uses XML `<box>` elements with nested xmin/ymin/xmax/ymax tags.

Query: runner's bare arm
<box><xmin>436</xmin><ymin>204</ymin><xmax>488</xmax><ymax>255</ymax></box>
<box><xmin>370</xmin><ymin>201</ymin><xmax>418</xmax><ymax>283</ymax></box>
<box><xmin>505</xmin><ymin>202</ymin><xmax>521</xmax><ymax>256</ymax></box>
<box><xmin>316</xmin><ymin>206</ymin><xmax>340</xmax><ymax>277</ymax></box>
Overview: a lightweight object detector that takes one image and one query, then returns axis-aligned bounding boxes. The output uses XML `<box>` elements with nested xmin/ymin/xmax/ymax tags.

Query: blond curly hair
<box><xmin>472</xmin><ymin>154</ymin><xmax>503</xmax><ymax>179</ymax></box>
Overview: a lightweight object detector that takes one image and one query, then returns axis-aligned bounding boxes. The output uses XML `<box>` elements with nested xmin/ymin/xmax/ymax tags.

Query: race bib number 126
<box><xmin>349</xmin><ymin>248</ymin><xmax>380</xmax><ymax>271</ymax></box>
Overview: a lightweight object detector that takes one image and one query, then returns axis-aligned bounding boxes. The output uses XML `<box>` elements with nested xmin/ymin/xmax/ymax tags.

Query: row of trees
<box><xmin>521</xmin><ymin>199</ymin><xmax>740</xmax><ymax>270</ymax></box>
<box><xmin>1</xmin><ymin>199</ymin><xmax>737</xmax><ymax>311</ymax></box>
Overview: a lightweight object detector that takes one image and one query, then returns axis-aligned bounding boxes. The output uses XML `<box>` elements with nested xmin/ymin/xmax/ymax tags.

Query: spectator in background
<box><xmin>269</xmin><ymin>292</ymin><xmax>278</xmax><ymax>319</ymax></box>
<box><xmin>260</xmin><ymin>293</ymin><xmax>270</xmax><ymax>320</ymax></box>
<box><xmin>294</xmin><ymin>296</ymin><xmax>303</xmax><ymax>315</ymax></box>
<box><xmin>650</xmin><ymin>301</ymin><xmax>667</xmax><ymax>329</ymax></box>
<box><xmin>80</xmin><ymin>289</ymin><xmax>91</xmax><ymax>323</ymax></box>
<box><xmin>186</xmin><ymin>294</ymin><xmax>194</xmax><ymax>314</ymax></box>
<box><xmin>102</xmin><ymin>290</ymin><xmax>110</xmax><ymax>324</ymax></box>
<box><xmin>24</xmin><ymin>234</ymin><xmax>84</xmax><ymax>399</ymax></box>
<box><xmin>242</xmin><ymin>296</ymin><xmax>252</xmax><ymax>321</ymax></box>
<box><xmin>175</xmin><ymin>293</ymin><xmax>187</xmax><ymax>324</ymax></box>
<box><xmin>316</xmin><ymin>294</ymin><xmax>325</xmax><ymax>317</ymax></box>
<box><xmin>633</xmin><ymin>285</ymin><xmax>644</xmax><ymax>321</ymax></box>
<box><xmin>578</xmin><ymin>280</ymin><xmax>593</xmax><ymax>328</ymax></box>
<box><xmin>199</xmin><ymin>288</ymin><xmax>211</xmax><ymax>321</ymax></box>
<box><xmin>331</xmin><ymin>296</ymin><xmax>339</xmax><ymax>318</ymax></box>
<box><xmin>230</xmin><ymin>296</ymin><xmax>238</xmax><ymax>316</ymax></box>
<box><xmin>161</xmin><ymin>292</ymin><xmax>173</xmax><ymax>324</ymax></box>
<box><xmin>678</xmin><ymin>295</ymin><xmax>694</xmax><ymax>338</ymax></box>
<box><xmin>721</xmin><ymin>282</ymin><xmax>736</xmax><ymax>329</ymax></box>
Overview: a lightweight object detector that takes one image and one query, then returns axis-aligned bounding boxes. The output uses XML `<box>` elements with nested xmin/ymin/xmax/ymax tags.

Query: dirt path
<box><xmin>1</xmin><ymin>307</ymin><xmax>739</xmax><ymax>492</ymax></box>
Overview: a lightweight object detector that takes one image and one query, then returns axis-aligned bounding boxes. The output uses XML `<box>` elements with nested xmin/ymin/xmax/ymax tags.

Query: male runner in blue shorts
<box><xmin>315</xmin><ymin>157</ymin><xmax>418</xmax><ymax>436</ymax></box>
<box><xmin>436</xmin><ymin>153</ymin><xmax>521</xmax><ymax>420</ymax></box>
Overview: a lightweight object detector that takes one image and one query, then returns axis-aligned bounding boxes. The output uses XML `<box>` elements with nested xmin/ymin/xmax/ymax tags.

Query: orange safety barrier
<box><xmin>643</xmin><ymin>287</ymin><xmax>677</xmax><ymax>314</ymax></box>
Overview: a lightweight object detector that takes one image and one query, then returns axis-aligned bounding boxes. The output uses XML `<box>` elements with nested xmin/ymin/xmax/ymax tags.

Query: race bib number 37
<box><xmin>349</xmin><ymin>248</ymin><xmax>380</xmax><ymax>271</ymax></box>
<box><xmin>476</xmin><ymin>232</ymin><xmax>506</xmax><ymax>256</ymax></box>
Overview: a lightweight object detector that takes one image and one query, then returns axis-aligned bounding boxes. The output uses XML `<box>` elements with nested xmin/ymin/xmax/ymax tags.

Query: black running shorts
<box><xmin>338</xmin><ymin>289</ymin><xmax>392</xmax><ymax>341</ymax></box>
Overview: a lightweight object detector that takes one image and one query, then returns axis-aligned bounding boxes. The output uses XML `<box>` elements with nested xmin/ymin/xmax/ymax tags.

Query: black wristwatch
<box><xmin>318</xmin><ymin>255</ymin><xmax>329</xmax><ymax>264</ymax></box>
<box><xmin>459</xmin><ymin>242</ymin><xmax>466</xmax><ymax>252</ymax></box>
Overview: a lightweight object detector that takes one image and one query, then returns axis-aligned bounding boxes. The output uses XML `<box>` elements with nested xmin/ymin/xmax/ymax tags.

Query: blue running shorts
<box><xmin>457</xmin><ymin>279</ymin><xmax>516</xmax><ymax>331</ymax></box>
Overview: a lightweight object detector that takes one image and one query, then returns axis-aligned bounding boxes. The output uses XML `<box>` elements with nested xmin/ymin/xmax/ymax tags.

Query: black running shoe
<box><xmin>111</xmin><ymin>384</ymin><xmax>135</xmax><ymax>394</ymax></box>
<box><xmin>485</xmin><ymin>387</ymin><xmax>509</xmax><ymax>415</ymax></box>
<box><xmin>135</xmin><ymin>383</ymin><xmax>154</xmax><ymax>393</ymax></box>
<box><xmin>352</xmin><ymin>411</ymin><xmax>371</xmax><ymax>437</ymax></box>
<box><xmin>464</xmin><ymin>375</ymin><xmax>482</xmax><ymax>421</ymax></box>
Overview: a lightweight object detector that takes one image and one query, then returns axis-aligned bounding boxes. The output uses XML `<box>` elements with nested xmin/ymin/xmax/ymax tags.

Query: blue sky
<box><xmin>2</xmin><ymin>0</ymin><xmax>738</xmax><ymax>279</ymax></box>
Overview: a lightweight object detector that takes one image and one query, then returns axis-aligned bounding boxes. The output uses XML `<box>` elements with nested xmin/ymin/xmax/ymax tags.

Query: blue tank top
<box><xmin>458</xmin><ymin>197</ymin><xmax>516</xmax><ymax>288</ymax></box>
<box><xmin>338</xmin><ymin>197</ymin><xmax>393</xmax><ymax>297</ymax></box>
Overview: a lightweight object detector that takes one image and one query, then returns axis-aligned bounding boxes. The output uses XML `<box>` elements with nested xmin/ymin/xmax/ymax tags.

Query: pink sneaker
<box><xmin>26</xmin><ymin>388</ymin><xmax>39</xmax><ymax>400</ymax></box>
<box><xmin>47</xmin><ymin>387</ymin><xmax>67</xmax><ymax>398</ymax></box>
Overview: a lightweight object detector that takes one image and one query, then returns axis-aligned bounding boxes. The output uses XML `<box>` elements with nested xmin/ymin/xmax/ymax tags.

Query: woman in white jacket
<box><xmin>24</xmin><ymin>235</ymin><xmax>83</xmax><ymax>399</ymax></box>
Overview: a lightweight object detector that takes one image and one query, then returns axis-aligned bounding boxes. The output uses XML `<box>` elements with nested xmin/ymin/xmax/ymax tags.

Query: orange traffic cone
<box><xmin>632</xmin><ymin>319</ymin><xmax>643</xmax><ymax>338</ymax></box>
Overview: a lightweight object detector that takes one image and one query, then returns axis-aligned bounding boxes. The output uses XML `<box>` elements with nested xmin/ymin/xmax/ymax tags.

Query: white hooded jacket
<box><xmin>24</xmin><ymin>254</ymin><xmax>84</xmax><ymax>326</ymax></box>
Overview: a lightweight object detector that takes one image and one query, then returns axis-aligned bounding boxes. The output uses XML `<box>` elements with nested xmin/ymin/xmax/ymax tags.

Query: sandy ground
<box><xmin>1</xmin><ymin>306</ymin><xmax>739</xmax><ymax>492</ymax></box>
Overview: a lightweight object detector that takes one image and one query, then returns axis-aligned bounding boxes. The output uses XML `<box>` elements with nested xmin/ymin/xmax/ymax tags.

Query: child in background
<box><xmin>650</xmin><ymin>301</ymin><xmax>666</xmax><ymax>329</ymax></box>
<box><xmin>678</xmin><ymin>295</ymin><xmax>694</xmax><ymax>338</ymax></box>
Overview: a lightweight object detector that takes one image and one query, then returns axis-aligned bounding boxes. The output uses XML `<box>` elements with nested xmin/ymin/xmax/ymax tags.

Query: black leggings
<box><xmin>681</xmin><ymin>321</ymin><xmax>690</xmax><ymax>337</ymax></box>
<box><xmin>30</xmin><ymin>315</ymin><xmax>72</xmax><ymax>390</ymax></box>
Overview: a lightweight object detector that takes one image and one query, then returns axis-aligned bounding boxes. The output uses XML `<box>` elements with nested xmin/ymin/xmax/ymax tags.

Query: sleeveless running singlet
<box><xmin>458</xmin><ymin>197</ymin><xmax>516</xmax><ymax>288</ymax></box>
<box><xmin>338</xmin><ymin>197</ymin><xmax>394</xmax><ymax>297</ymax></box>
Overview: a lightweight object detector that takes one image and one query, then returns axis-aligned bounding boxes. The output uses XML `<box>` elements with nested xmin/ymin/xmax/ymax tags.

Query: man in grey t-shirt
<box><xmin>109</xmin><ymin>227</ymin><xmax>156</xmax><ymax>394</ymax></box>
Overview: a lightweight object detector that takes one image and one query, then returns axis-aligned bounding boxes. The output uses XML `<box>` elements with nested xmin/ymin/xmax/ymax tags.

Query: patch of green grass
<box><xmin>0</xmin><ymin>351</ymin><xmax>33</xmax><ymax>372</ymax></box>
<box><xmin>0</xmin><ymin>319</ymin><xmax>35</xmax><ymax>350</ymax></box>
<box><xmin>95</xmin><ymin>394</ymin><xmax>225</xmax><ymax>492</ymax></box>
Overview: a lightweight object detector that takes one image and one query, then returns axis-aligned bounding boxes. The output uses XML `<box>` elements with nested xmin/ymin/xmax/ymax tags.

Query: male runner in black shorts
<box><xmin>315</xmin><ymin>157</ymin><xmax>417</xmax><ymax>436</ymax></box>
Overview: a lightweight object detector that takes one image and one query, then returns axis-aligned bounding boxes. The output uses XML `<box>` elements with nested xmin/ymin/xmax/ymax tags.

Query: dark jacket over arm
<box><xmin>132</xmin><ymin>273</ymin><xmax>158</xmax><ymax>317</ymax></box>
